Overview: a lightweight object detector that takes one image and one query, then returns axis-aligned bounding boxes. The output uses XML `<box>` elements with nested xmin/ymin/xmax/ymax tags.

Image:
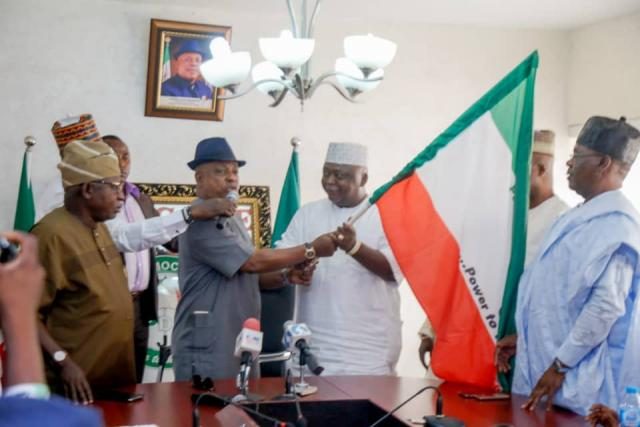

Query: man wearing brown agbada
<box><xmin>32</xmin><ymin>139</ymin><xmax>134</xmax><ymax>404</ymax></box>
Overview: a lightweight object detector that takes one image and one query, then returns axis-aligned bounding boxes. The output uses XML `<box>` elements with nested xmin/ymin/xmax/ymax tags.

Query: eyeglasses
<box><xmin>569</xmin><ymin>153</ymin><xmax>603</xmax><ymax>161</ymax></box>
<box><xmin>91</xmin><ymin>179</ymin><xmax>123</xmax><ymax>192</ymax></box>
<box><xmin>209</xmin><ymin>166</ymin><xmax>239</xmax><ymax>178</ymax></box>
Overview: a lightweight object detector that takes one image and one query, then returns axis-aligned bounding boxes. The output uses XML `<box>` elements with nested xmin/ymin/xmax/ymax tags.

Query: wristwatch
<box><xmin>552</xmin><ymin>358</ymin><xmax>570</xmax><ymax>374</ymax></box>
<box><xmin>53</xmin><ymin>350</ymin><xmax>68</xmax><ymax>364</ymax></box>
<box><xmin>303</xmin><ymin>242</ymin><xmax>316</xmax><ymax>260</ymax></box>
<box><xmin>182</xmin><ymin>206</ymin><xmax>194</xmax><ymax>224</ymax></box>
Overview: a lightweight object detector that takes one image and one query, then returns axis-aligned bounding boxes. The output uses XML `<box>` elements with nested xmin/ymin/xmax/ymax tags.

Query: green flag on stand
<box><xmin>271</xmin><ymin>141</ymin><xmax>301</xmax><ymax>247</ymax></box>
<box><xmin>13</xmin><ymin>145</ymin><xmax>36</xmax><ymax>232</ymax></box>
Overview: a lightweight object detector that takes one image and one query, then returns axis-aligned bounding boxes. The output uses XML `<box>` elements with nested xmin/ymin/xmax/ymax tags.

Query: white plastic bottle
<box><xmin>619</xmin><ymin>386</ymin><xmax>640</xmax><ymax>427</ymax></box>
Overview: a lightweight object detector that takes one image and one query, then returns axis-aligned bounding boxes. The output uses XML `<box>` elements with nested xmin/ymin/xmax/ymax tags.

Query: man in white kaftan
<box><xmin>498</xmin><ymin>116</ymin><xmax>640</xmax><ymax>415</ymax></box>
<box><xmin>524</xmin><ymin>130</ymin><xmax>569</xmax><ymax>266</ymax></box>
<box><xmin>277</xmin><ymin>143</ymin><xmax>403</xmax><ymax>375</ymax></box>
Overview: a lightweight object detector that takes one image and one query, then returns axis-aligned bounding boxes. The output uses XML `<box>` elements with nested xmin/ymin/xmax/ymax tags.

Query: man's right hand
<box><xmin>418</xmin><ymin>335</ymin><xmax>434</xmax><ymax>371</ymax></box>
<box><xmin>495</xmin><ymin>334</ymin><xmax>517</xmax><ymax>373</ymax></box>
<box><xmin>0</xmin><ymin>232</ymin><xmax>44</xmax><ymax>316</ymax></box>
<box><xmin>191</xmin><ymin>198</ymin><xmax>236</xmax><ymax>220</ymax></box>
<box><xmin>59</xmin><ymin>357</ymin><xmax>93</xmax><ymax>404</ymax></box>
<box><xmin>586</xmin><ymin>404</ymin><xmax>619</xmax><ymax>427</ymax></box>
<box><xmin>311</xmin><ymin>234</ymin><xmax>338</xmax><ymax>257</ymax></box>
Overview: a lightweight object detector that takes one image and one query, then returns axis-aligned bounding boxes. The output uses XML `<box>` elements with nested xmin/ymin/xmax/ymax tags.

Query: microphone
<box><xmin>368</xmin><ymin>386</ymin><xmax>464</xmax><ymax>427</ymax></box>
<box><xmin>234</xmin><ymin>317</ymin><xmax>263</xmax><ymax>362</ymax></box>
<box><xmin>282</xmin><ymin>321</ymin><xmax>324</xmax><ymax>376</ymax></box>
<box><xmin>216</xmin><ymin>190</ymin><xmax>239</xmax><ymax>230</ymax></box>
<box><xmin>234</xmin><ymin>318</ymin><xmax>263</xmax><ymax>397</ymax></box>
<box><xmin>0</xmin><ymin>237</ymin><xmax>19</xmax><ymax>264</ymax></box>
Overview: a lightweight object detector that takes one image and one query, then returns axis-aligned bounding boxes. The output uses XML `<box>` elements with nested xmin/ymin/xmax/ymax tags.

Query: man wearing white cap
<box><xmin>525</xmin><ymin>130</ymin><xmax>569</xmax><ymax>266</ymax></box>
<box><xmin>277</xmin><ymin>142</ymin><xmax>403</xmax><ymax>375</ymax></box>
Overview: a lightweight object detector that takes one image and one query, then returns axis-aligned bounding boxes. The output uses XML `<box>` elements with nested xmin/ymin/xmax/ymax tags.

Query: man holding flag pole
<box><xmin>277</xmin><ymin>141</ymin><xmax>403</xmax><ymax>376</ymax></box>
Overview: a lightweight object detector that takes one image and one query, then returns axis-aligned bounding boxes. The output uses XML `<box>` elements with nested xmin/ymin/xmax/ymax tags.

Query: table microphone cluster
<box><xmin>369</xmin><ymin>386</ymin><xmax>465</xmax><ymax>427</ymax></box>
<box><xmin>192</xmin><ymin>392</ymin><xmax>308</xmax><ymax>427</ymax></box>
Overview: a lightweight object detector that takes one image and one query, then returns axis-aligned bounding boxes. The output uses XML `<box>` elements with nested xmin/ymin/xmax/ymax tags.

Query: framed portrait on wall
<box><xmin>144</xmin><ymin>19</ymin><xmax>231</xmax><ymax>121</ymax></box>
<box><xmin>136</xmin><ymin>183</ymin><xmax>272</xmax><ymax>248</ymax></box>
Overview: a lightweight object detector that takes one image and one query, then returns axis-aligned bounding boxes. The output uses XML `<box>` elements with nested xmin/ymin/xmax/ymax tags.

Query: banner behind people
<box><xmin>370</xmin><ymin>52</ymin><xmax>538</xmax><ymax>389</ymax></box>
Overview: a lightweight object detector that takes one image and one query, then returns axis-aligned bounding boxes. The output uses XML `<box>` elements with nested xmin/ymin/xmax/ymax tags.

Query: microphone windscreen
<box><xmin>243</xmin><ymin>317</ymin><xmax>261</xmax><ymax>331</ymax></box>
<box><xmin>226</xmin><ymin>191</ymin><xmax>239</xmax><ymax>202</ymax></box>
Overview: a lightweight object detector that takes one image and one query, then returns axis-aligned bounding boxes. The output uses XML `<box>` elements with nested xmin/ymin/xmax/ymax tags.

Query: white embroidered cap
<box><xmin>325</xmin><ymin>142</ymin><xmax>368</xmax><ymax>167</ymax></box>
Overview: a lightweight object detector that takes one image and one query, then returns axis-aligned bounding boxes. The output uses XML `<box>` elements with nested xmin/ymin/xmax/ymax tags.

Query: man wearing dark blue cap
<box><xmin>496</xmin><ymin>116</ymin><xmax>640</xmax><ymax>415</ymax></box>
<box><xmin>160</xmin><ymin>39</ymin><xmax>212</xmax><ymax>99</ymax></box>
<box><xmin>172</xmin><ymin>137</ymin><xmax>338</xmax><ymax>381</ymax></box>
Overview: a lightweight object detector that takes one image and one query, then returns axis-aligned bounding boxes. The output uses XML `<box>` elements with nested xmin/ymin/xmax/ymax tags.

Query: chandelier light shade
<box><xmin>335</xmin><ymin>58</ymin><xmax>384</xmax><ymax>95</ymax></box>
<box><xmin>251</xmin><ymin>61</ymin><xmax>285</xmax><ymax>95</ymax></box>
<box><xmin>200</xmin><ymin>0</ymin><xmax>397</xmax><ymax>109</ymax></box>
<box><xmin>343</xmin><ymin>34</ymin><xmax>397</xmax><ymax>74</ymax></box>
<box><xmin>259</xmin><ymin>30</ymin><xmax>315</xmax><ymax>72</ymax></box>
<box><xmin>200</xmin><ymin>38</ymin><xmax>251</xmax><ymax>88</ymax></box>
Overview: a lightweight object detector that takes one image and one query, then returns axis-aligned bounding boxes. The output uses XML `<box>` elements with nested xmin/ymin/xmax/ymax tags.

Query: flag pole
<box><xmin>346</xmin><ymin>201</ymin><xmax>371</xmax><ymax>226</ymax></box>
<box><xmin>23</xmin><ymin>135</ymin><xmax>35</xmax><ymax>182</ymax></box>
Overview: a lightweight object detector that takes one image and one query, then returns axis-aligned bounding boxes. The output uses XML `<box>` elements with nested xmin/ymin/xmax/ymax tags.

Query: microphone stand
<box><xmin>192</xmin><ymin>392</ymin><xmax>293</xmax><ymax>427</ymax></box>
<box><xmin>368</xmin><ymin>385</ymin><xmax>464</xmax><ymax>427</ymax></box>
<box><xmin>155</xmin><ymin>307</ymin><xmax>173</xmax><ymax>383</ymax></box>
<box><xmin>156</xmin><ymin>334</ymin><xmax>171</xmax><ymax>383</ymax></box>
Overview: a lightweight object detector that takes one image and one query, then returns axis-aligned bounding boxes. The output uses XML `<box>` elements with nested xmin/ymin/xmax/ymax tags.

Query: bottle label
<box><xmin>620</xmin><ymin>408</ymin><xmax>639</xmax><ymax>426</ymax></box>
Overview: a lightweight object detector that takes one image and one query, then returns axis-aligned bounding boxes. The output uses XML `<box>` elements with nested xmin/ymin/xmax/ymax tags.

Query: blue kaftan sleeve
<box><xmin>555</xmin><ymin>250</ymin><xmax>636</xmax><ymax>367</ymax></box>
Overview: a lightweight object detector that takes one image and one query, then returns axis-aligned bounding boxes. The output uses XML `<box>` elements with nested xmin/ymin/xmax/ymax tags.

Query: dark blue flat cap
<box><xmin>188</xmin><ymin>137</ymin><xmax>246</xmax><ymax>170</ymax></box>
<box><xmin>173</xmin><ymin>39</ymin><xmax>207</xmax><ymax>59</ymax></box>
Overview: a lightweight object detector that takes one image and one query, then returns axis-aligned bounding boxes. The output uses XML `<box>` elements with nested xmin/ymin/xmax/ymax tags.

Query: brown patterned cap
<box><xmin>51</xmin><ymin>114</ymin><xmax>101</xmax><ymax>147</ymax></box>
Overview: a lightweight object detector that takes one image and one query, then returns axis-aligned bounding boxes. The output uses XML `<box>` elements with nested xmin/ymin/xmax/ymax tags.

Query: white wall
<box><xmin>0</xmin><ymin>0</ymin><xmax>572</xmax><ymax>377</ymax></box>
<box><xmin>561</xmin><ymin>12</ymin><xmax>640</xmax><ymax>209</ymax></box>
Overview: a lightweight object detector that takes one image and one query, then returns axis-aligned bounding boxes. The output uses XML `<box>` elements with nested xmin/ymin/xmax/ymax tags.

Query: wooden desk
<box><xmin>93</xmin><ymin>376</ymin><xmax>586</xmax><ymax>427</ymax></box>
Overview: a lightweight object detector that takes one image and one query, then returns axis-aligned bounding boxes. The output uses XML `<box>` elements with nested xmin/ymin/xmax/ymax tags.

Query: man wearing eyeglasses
<box><xmin>495</xmin><ymin>116</ymin><xmax>640</xmax><ymax>415</ymax></box>
<box><xmin>31</xmin><ymin>140</ymin><xmax>136</xmax><ymax>404</ymax></box>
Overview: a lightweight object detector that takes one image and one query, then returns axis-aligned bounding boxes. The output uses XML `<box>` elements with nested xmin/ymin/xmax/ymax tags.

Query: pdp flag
<box><xmin>371</xmin><ymin>52</ymin><xmax>538</xmax><ymax>389</ymax></box>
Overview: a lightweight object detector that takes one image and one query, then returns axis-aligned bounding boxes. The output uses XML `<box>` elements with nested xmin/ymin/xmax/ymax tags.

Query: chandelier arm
<box><xmin>295</xmin><ymin>74</ymin><xmax>305</xmax><ymax>100</ymax></box>
<box><xmin>306</xmin><ymin>72</ymin><xmax>383</xmax><ymax>98</ymax></box>
<box><xmin>217</xmin><ymin>79</ymin><xmax>292</xmax><ymax>100</ymax></box>
<box><xmin>311</xmin><ymin>80</ymin><xmax>358</xmax><ymax>103</ymax></box>
<box><xmin>269</xmin><ymin>89</ymin><xmax>290</xmax><ymax>107</ymax></box>
<box><xmin>286</xmin><ymin>0</ymin><xmax>300</xmax><ymax>37</ymax></box>
<box><xmin>307</xmin><ymin>0</ymin><xmax>322</xmax><ymax>37</ymax></box>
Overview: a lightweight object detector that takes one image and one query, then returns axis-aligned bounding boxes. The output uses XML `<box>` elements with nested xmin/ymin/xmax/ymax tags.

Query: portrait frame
<box><xmin>144</xmin><ymin>19</ymin><xmax>231</xmax><ymax>121</ymax></box>
<box><xmin>136</xmin><ymin>183</ymin><xmax>272</xmax><ymax>248</ymax></box>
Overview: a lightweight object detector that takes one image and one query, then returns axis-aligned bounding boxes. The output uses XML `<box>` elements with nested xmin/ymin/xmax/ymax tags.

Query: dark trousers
<box><xmin>132</xmin><ymin>295</ymin><xmax>149</xmax><ymax>383</ymax></box>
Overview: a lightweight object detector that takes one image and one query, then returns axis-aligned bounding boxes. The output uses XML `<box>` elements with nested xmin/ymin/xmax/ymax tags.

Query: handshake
<box><xmin>285</xmin><ymin>222</ymin><xmax>361</xmax><ymax>286</ymax></box>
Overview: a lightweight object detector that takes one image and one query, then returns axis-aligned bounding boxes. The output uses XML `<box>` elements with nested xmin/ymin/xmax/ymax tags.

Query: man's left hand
<box><xmin>334</xmin><ymin>223</ymin><xmax>357</xmax><ymax>252</ymax></box>
<box><xmin>522</xmin><ymin>365</ymin><xmax>565</xmax><ymax>411</ymax></box>
<box><xmin>288</xmin><ymin>260</ymin><xmax>317</xmax><ymax>286</ymax></box>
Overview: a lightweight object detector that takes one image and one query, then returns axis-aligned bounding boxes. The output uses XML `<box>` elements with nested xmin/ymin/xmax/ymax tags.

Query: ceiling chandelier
<box><xmin>199</xmin><ymin>0</ymin><xmax>397</xmax><ymax>109</ymax></box>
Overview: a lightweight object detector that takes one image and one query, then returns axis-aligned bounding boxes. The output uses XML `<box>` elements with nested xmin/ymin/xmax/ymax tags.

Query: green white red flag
<box><xmin>371</xmin><ymin>52</ymin><xmax>538</xmax><ymax>389</ymax></box>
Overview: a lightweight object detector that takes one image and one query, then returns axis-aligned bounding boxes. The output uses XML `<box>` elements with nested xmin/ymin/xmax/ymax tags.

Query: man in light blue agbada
<box><xmin>496</xmin><ymin>116</ymin><xmax>640</xmax><ymax>415</ymax></box>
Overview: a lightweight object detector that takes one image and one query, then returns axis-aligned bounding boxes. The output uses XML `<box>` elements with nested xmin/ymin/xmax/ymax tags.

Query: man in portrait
<box><xmin>160</xmin><ymin>39</ymin><xmax>212</xmax><ymax>100</ymax></box>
